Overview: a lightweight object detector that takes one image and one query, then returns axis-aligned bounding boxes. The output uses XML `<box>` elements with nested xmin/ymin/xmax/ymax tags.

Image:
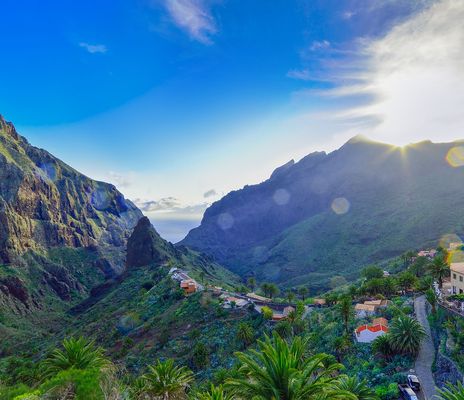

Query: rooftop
<box><xmin>451</xmin><ymin>262</ymin><xmax>464</xmax><ymax>274</ymax></box>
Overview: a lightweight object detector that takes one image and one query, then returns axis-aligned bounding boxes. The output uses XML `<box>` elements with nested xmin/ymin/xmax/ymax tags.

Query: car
<box><xmin>407</xmin><ymin>374</ymin><xmax>421</xmax><ymax>391</ymax></box>
<box><xmin>398</xmin><ymin>384</ymin><xmax>419</xmax><ymax>400</ymax></box>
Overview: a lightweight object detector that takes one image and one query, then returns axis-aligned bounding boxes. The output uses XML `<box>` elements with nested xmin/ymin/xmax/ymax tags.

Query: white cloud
<box><xmin>161</xmin><ymin>0</ymin><xmax>217</xmax><ymax>44</ymax></box>
<box><xmin>79</xmin><ymin>42</ymin><xmax>107</xmax><ymax>54</ymax></box>
<box><xmin>290</xmin><ymin>0</ymin><xmax>464</xmax><ymax>147</ymax></box>
<box><xmin>310</xmin><ymin>40</ymin><xmax>331</xmax><ymax>51</ymax></box>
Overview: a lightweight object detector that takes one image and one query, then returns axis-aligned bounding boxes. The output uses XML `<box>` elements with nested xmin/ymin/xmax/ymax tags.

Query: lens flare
<box><xmin>217</xmin><ymin>212</ymin><xmax>234</xmax><ymax>230</ymax></box>
<box><xmin>331</xmin><ymin>197</ymin><xmax>350</xmax><ymax>215</ymax></box>
<box><xmin>446</xmin><ymin>146</ymin><xmax>464</xmax><ymax>167</ymax></box>
<box><xmin>273</xmin><ymin>188</ymin><xmax>290</xmax><ymax>205</ymax></box>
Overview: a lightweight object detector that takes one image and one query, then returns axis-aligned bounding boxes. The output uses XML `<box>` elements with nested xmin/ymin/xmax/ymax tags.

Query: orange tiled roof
<box><xmin>355</xmin><ymin>324</ymin><xmax>389</xmax><ymax>334</ymax></box>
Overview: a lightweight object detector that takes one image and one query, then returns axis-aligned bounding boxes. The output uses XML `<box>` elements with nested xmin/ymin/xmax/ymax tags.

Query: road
<box><xmin>414</xmin><ymin>295</ymin><xmax>437</xmax><ymax>400</ymax></box>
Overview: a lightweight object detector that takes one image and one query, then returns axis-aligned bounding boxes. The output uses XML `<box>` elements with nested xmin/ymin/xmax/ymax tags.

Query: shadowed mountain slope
<box><xmin>181</xmin><ymin>137</ymin><xmax>464</xmax><ymax>290</ymax></box>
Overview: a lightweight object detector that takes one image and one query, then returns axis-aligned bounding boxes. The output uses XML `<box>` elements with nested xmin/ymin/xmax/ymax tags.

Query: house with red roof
<box><xmin>354</xmin><ymin>318</ymin><xmax>389</xmax><ymax>343</ymax></box>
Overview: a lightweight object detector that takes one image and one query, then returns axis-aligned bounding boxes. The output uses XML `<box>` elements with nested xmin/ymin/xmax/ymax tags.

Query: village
<box><xmin>169</xmin><ymin>240</ymin><xmax>464</xmax><ymax>400</ymax></box>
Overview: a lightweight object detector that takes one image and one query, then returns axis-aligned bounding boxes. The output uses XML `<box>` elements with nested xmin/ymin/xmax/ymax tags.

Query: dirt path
<box><xmin>414</xmin><ymin>295</ymin><xmax>437</xmax><ymax>400</ymax></box>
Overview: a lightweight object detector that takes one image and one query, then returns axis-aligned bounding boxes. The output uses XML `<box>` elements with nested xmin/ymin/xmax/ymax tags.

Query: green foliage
<box><xmin>140</xmin><ymin>359</ymin><xmax>194</xmax><ymax>399</ymax></box>
<box><xmin>192</xmin><ymin>343</ymin><xmax>210</xmax><ymax>369</ymax></box>
<box><xmin>226</xmin><ymin>333</ymin><xmax>356</xmax><ymax>399</ymax></box>
<box><xmin>236</xmin><ymin>322</ymin><xmax>254</xmax><ymax>347</ymax></box>
<box><xmin>261</xmin><ymin>306</ymin><xmax>273</xmax><ymax>320</ymax></box>
<box><xmin>43</xmin><ymin>337</ymin><xmax>109</xmax><ymax>378</ymax></box>
<box><xmin>336</xmin><ymin>376</ymin><xmax>379</xmax><ymax>400</ymax></box>
<box><xmin>388</xmin><ymin>316</ymin><xmax>426</xmax><ymax>356</ymax></box>
<box><xmin>428</xmin><ymin>256</ymin><xmax>450</xmax><ymax>288</ymax></box>
<box><xmin>436</xmin><ymin>381</ymin><xmax>464</xmax><ymax>400</ymax></box>
<box><xmin>362</xmin><ymin>265</ymin><xmax>384</xmax><ymax>280</ymax></box>
<box><xmin>374</xmin><ymin>383</ymin><xmax>399</xmax><ymax>400</ymax></box>
<box><xmin>192</xmin><ymin>385</ymin><xmax>234</xmax><ymax>400</ymax></box>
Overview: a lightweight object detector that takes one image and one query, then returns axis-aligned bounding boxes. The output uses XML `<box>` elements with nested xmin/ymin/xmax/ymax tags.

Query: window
<box><xmin>460</xmin><ymin>289</ymin><xmax>463</xmax><ymax>294</ymax></box>
<box><xmin>460</xmin><ymin>276</ymin><xmax>463</xmax><ymax>282</ymax></box>
<box><xmin>454</xmin><ymin>273</ymin><xmax>457</xmax><ymax>279</ymax></box>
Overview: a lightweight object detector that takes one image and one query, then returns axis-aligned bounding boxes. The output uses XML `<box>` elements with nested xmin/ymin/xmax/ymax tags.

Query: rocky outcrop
<box><xmin>0</xmin><ymin>115</ymin><xmax>143</xmax><ymax>263</ymax></box>
<box><xmin>0</xmin><ymin>276</ymin><xmax>29</xmax><ymax>305</ymax></box>
<box><xmin>126</xmin><ymin>217</ymin><xmax>172</xmax><ymax>267</ymax></box>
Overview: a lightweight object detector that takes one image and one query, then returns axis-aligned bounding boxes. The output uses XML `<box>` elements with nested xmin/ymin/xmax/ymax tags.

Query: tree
<box><xmin>268</xmin><ymin>283</ymin><xmax>280</xmax><ymax>299</ymax></box>
<box><xmin>429</xmin><ymin>256</ymin><xmax>450</xmax><ymax>288</ymax></box>
<box><xmin>401</xmin><ymin>251</ymin><xmax>416</xmax><ymax>268</ymax></box>
<box><xmin>43</xmin><ymin>337</ymin><xmax>110</xmax><ymax>378</ymax></box>
<box><xmin>372</xmin><ymin>335</ymin><xmax>393</xmax><ymax>361</ymax></box>
<box><xmin>337</xmin><ymin>295</ymin><xmax>353</xmax><ymax>333</ymax></box>
<box><xmin>194</xmin><ymin>385</ymin><xmax>234</xmax><ymax>400</ymax></box>
<box><xmin>192</xmin><ymin>343</ymin><xmax>210</xmax><ymax>369</ymax></box>
<box><xmin>260</xmin><ymin>283</ymin><xmax>271</xmax><ymax>298</ymax></box>
<box><xmin>333</xmin><ymin>335</ymin><xmax>351</xmax><ymax>362</ymax></box>
<box><xmin>285</xmin><ymin>290</ymin><xmax>295</xmax><ymax>303</ymax></box>
<box><xmin>335</xmin><ymin>376</ymin><xmax>378</xmax><ymax>400</ymax></box>
<box><xmin>389</xmin><ymin>316</ymin><xmax>426</xmax><ymax>356</ymax></box>
<box><xmin>261</xmin><ymin>306</ymin><xmax>273</xmax><ymax>320</ymax></box>
<box><xmin>274</xmin><ymin>320</ymin><xmax>292</xmax><ymax>338</ymax></box>
<box><xmin>200</xmin><ymin>271</ymin><xmax>205</xmax><ymax>285</ymax></box>
<box><xmin>236</xmin><ymin>322</ymin><xmax>254</xmax><ymax>347</ymax></box>
<box><xmin>226</xmin><ymin>333</ymin><xmax>356</xmax><ymax>400</ymax></box>
<box><xmin>247</xmin><ymin>277</ymin><xmax>256</xmax><ymax>292</ymax></box>
<box><xmin>298</xmin><ymin>287</ymin><xmax>309</xmax><ymax>301</ymax></box>
<box><xmin>330</xmin><ymin>276</ymin><xmax>348</xmax><ymax>289</ymax></box>
<box><xmin>141</xmin><ymin>359</ymin><xmax>194</xmax><ymax>400</ymax></box>
<box><xmin>436</xmin><ymin>381</ymin><xmax>464</xmax><ymax>400</ymax></box>
<box><xmin>425</xmin><ymin>288</ymin><xmax>438</xmax><ymax>314</ymax></box>
<box><xmin>361</xmin><ymin>265</ymin><xmax>384</xmax><ymax>280</ymax></box>
<box><xmin>397</xmin><ymin>271</ymin><xmax>417</xmax><ymax>294</ymax></box>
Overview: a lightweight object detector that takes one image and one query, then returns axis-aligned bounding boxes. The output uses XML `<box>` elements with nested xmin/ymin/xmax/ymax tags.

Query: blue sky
<box><xmin>1</xmin><ymin>0</ymin><xmax>463</xmax><ymax>241</ymax></box>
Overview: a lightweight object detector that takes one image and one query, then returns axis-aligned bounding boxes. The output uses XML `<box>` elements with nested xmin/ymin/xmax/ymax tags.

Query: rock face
<box><xmin>0</xmin><ymin>115</ymin><xmax>143</xmax><ymax>263</ymax></box>
<box><xmin>126</xmin><ymin>217</ymin><xmax>172</xmax><ymax>267</ymax></box>
<box><xmin>181</xmin><ymin>137</ymin><xmax>464</xmax><ymax>289</ymax></box>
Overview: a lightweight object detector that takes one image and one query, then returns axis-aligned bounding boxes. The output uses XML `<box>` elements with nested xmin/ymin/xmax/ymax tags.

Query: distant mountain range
<box><xmin>181</xmin><ymin>136</ymin><xmax>464</xmax><ymax>291</ymax></box>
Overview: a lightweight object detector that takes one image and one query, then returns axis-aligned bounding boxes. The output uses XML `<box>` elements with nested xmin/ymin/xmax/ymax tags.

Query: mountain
<box><xmin>181</xmin><ymin>137</ymin><xmax>464</xmax><ymax>291</ymax></box>
<box><xmin>0</xmin><ymin>115</ymin><xmax>241</xmax><ymax>362</ymax></box>
<box><xmin>0</xmin><ymin>115</ymin><xmax>142</xmax><ymax>264</ymax></box>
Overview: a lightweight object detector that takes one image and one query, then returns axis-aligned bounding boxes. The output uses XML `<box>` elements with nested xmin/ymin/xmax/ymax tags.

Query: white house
<box><xmin>355</xmin><ymin>318</ymin><xmax>389</xmax><ymax>343</ymax></box>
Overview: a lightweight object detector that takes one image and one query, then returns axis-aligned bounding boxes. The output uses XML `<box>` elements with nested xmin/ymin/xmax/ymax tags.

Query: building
<box><xmin>451</xmin><ymin>263</ymin><xmax>464</xmax><ymax>294</ymax></box>
<box><xmin>355</xmin><ymin>318</ymin><xmax>389</xmax><ymax>343</ymax></box>
<box><xmin>364</xmin><ymin>299</ymin><xmax>390</xmax><ymax>308</ymax></box>
<box><xmin>222</xmin><ymin>296</ymin><xmax>249</xmax><ymax>308</ymax></box>
<box><xmin>180</xmin><ymin>279</ymin><xmax>198</xmax><ymax>294</ymax></box>
<box><xmin>313</xmin><ymin>298</ymin><xmax>327</xmax><ymax>307</ymax></box>
<box><xmin>355</xmin><ymin>303</ymin><xmax>377</xmax><ymax>318</ymax></box>
<box><xmin>246</xmin><ymin>292</ymin><xmax>272</xmax><ymax>303</ymax></box>
<box><xmin>449</xmin><ymin>242</ymin><xmax>463</xmax><ymax>251</ymax></box>
<box><xmin>272</xmin><ymin>306</ymin><xmax>295</xmax><ymax>321</ymax></box>
<box><xmin>418</xmin><ymin>249</ymin><xmax>437</xmax><ymax>259</ymax></box>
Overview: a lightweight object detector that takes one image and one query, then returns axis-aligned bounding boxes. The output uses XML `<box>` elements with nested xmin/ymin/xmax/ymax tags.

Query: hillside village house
<box><xmin>355</xmin><ymin>303</ymin><xmax>377</xmax><ymax>318</ymax></box>
<box><xmin>180</xmin><ymin>279</ymin><xmax>198</xmax><ymax>295</ymax></box>
<box><xmin>272</xmin><ymin>306</ymin><xmax>295</xmax><ymax>321</ymax></box>
<box><xmin>355</xmin><ymin>318</ymin><xmax>389</xmax><ymax>343</ymax></box>
<box><xmin>449</xmin><ymin>242</ymin><xmax>463</xmax><ymax>251</ymax></box>
<box><xmin>451</xmin><ymin>263</ymin><xmax>464</xmax><ymax>294</ymax></box>
<box><xmin>246</xmin><ymin>292</ymin><xmax>272</xmax><ymax>303</ymax></box>
<box><xmin>355</xmin><ymin>299</ymin><xmax>390</xmax><ymax>318</ymax></box>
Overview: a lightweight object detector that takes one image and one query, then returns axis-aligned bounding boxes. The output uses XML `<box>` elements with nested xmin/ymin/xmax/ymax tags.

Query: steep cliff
<box><xmin>0</xmin><ymin>115</ymin><xmax>142</xmax><ymax>263</ymax></box>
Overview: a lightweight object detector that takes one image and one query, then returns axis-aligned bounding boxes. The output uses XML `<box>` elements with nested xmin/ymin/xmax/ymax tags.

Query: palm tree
<box><xmin>226</xmin><ymin>333</ymin><xmax>356</xmax><ymax>400</ymax></box>
<box><xmin>371</xmin><ymin>334</ymin><xmax>393</xmax><ymax>361</ymax></box>
<box><xmin>333</xmin><ymin>335</ymin><xmax>351</xmax><ymax>362</ymax></box>
<box><xmin>261</xmin><ymin>283</ymin><xmax>271</xmax><ymax>297</ymax></box>
<box><xmin>43</xmin><ymin>337</ymin><xmax>110</xmax><ymax>378</ymax></box>
<box><xmin>389</xmin><ymin>316</ymin><xmax>426</xmax><ymax>356</ymax></box>
<box><xmin>247</xmin><ymin>277</ymin><xmax>256</xmax><ymax>292</ymax></box>
<box><xmin>335</xmin><ymin>376</ymin><xmax>379</xmax><ymax>400</ymax></box>
<box><xmin>286</xmin><ymin>290</ymin><xmax>295</xmax><ymax>303</ymax></box>
<box><xmin>436</xmin><ymin>381</ymin><xmax>464</xmax><ymax>400</ymax></box>
<box><xmin>429</xmin><ymin>256</ymin><xmax>450</xmax><ymax>288</ymax></box>
<box><xmin>425</xmin><ymin>288</ymin><xmax>438</xmax><ymax>314</ymax></box>
<box><xmin>338</xmin><ymin>295</ymin><xmax>353</xmax><ymax>333</ymax></box>
<box><xmin>268</xmin><ymin>283</ymin><xmax>280</xmax><ymax>299</ymax></box>
<box><xmin>141</xmin><ymin>359</ymin><xmax>194</xmax><ymax>400</ymax></box>
<box><xmin>236</xmin><ymin>322</ymin><xmax>254</xmax><ymax>347</ymax></box>
<box><xmin>298</xmin><ymin>287</ymin><xmax>309</xmax><ymax>301</ymax></box>
<box><xmin>193</xmin><ymin>385</ymin><xmax>234</xmax><ymax>400</ymax></box>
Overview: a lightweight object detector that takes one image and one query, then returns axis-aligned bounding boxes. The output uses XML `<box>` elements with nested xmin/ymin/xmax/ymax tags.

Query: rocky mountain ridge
<box><xmin>0</xmin><ymin>115</ymin><xmax>142</xmax><ymax>264</ymax></box>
